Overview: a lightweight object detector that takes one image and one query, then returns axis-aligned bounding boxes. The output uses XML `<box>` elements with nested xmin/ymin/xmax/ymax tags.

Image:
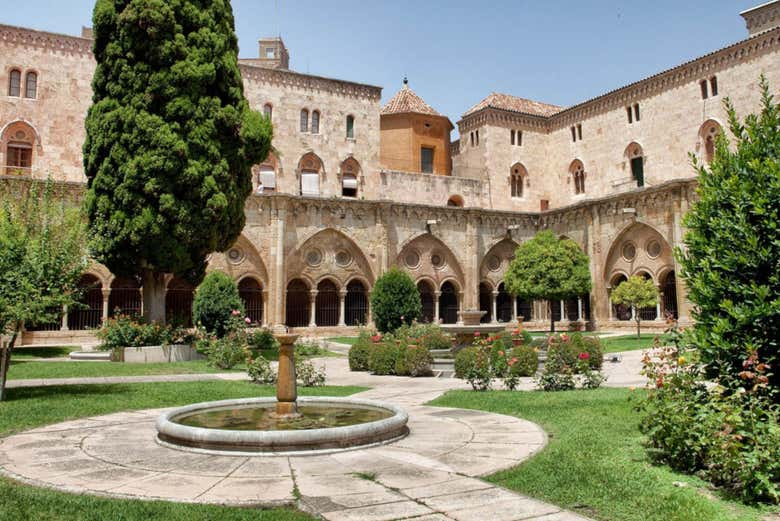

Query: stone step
<box><xmin>70</xmin><ymin>351</ymin><xmax>111</xmax><ymax>361</ymax></box>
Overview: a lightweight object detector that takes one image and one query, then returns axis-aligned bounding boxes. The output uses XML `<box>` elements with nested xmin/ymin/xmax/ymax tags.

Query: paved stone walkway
<box><xmin>1</xmin><ymin>359</ymin><xmax>605</xmax><ymax>521</ymax></box>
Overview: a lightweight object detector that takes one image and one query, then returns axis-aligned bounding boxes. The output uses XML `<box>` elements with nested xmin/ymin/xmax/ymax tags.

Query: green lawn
<box><xmin>7</xmin><ymin>359</ymin><xmax>242</xmax><ymax>380</ymax></box>
<box><xmin>429</xmin><ymin>388</ymin><xmax>777</xmax><ymax>521</ymax></box>
<box><xmin>0</xmin><ymin>380</ymin><xmax>366</xmax><ymax>520</ymax></box>
<box><xmin>601</xmin><ymin>334</ymin><xmax>670</xmax><ymax>353</ymax></box>
<box><xmin>326</xmin><ymin>336</ymin><xmax>359</xmax><ymax>346</ymax></box>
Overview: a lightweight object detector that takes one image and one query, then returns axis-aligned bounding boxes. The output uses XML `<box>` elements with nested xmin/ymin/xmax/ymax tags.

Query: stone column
<box><xmin>607</xmin><ymin>287</ymin><xmax>615</xmax><ymax>321</ymax></box>
<box><xmin>273</xmin><ymin>201</ymin><xmax>287</xmax><ymax>327</ymax></box>
<box><xmin>655</xmin><ymin>286</ymin><xmax>662</xmax><ymax>321</ymax></box>
<box><xmin>631</xmin><ymin>305</ymin><xmax>636</xmax><ymax>321</ymax></box>
<box><xmin>338</xmin><ymin>290</ymin><xmax>347</xmax><ymax>327</ymax></box>
<box><xmin>308</xmin><ymin>290</ymin><xmax>318</xmax><ymax>328</ymax></box>
<box><xmin>101</xmin><ymin>289</ymin><xmax>110</xmax><ymax>323</ymax></box>
<box><xmin>491</xmin><ymin>291</ymin><xmax>499</xmax><ymax>324</ymax></box>
<box><xmin>512</xmin><ymin>298</ymin><xmax>518</xmax><ymax>322</ymax></box>
<box><xmin>262</xmin><ymin>290</ymin><xmax>269</xmax><ymax>327</ymax></box>
<box><xmin>139</xmin><ymin>287</ymin><xmax>144</xmax><ymax>316</ymax></box>
<box><xmin>559</xmin><ymin>300</ymin><xmax>565</xmax><ymax>323</ymax></box>
<box><xmin>434</xmin><ymin>291</ymin><xmax>441</xmax><ymax>323</ymax></box>
<box><xmin>577</xmin><ymin>297</ymin><xmax>583</xmax><ymax>322</ymax></box>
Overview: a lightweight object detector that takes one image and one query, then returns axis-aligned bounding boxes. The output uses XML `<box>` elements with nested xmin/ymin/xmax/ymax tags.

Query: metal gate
<box><xmin>239</xmin><ymin>278</ymin><xmax>264</xmax><ymax>325</ymax></box>
<box><xmin>417</xmin><ymin>281</ymin><xmax>435</xmax><ymax>323</ymax></box>
<box><xmin>516</xmin><ymin>298</ymin><xmax>533</xmax><ymax>321</ymax></box>
<box><xmin>478</xmin><ymin>283</ymin><xmax>492</xmax><ymax>323</ymax></box>
<box><xmin>165</xmin><ymin>277</ymin><xmax>194</xmax><ymax>327</ymax></box>
<box><xmin>440</xmin><ymin>281</ymin><xmax>459</xmax><ymax>324</ymax></box>
<box><xmin>662</xmin><ymin>272</ymin><xmax>678</xmax><ymax>319</ymax></box>
<box><xmin>497</xmin><ymin>283</ymin><xmax>513</xmax><ymax>323</ymax></box>
<box><xmin>108</xmin><ymin>276</ymin><xmax>141</xmax><ymax>317</ymax></box>
<box><xmin>315</xmin><ymin>280</ymin><xmax>339</xmax><ymax>327</ymax></box>
<box><xmin>286</xmin><ymin>279</ymin><xmax>310</xmax><ymax>327</ymax></box>
<box><xmin>67</xmin><ymin>275</ymin><xmax>103</xmax><ymax>330</ymax></box>
<box><xmin>345</xmin><ymin>280</ymin><xmax>368</xmax><ymax>326</ymax></box>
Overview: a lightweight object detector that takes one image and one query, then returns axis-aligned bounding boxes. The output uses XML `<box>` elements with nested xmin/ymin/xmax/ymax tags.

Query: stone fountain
<box><xmin>156</xmin><ymin>333</ymin><xmax>408</xmax><ymax>454</ymax></box>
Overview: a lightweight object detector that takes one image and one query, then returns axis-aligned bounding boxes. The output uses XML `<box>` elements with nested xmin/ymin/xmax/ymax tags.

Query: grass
<box><xmin>326</xmin><ymin>337</ymin><xmax>358</xmax><ymax>346</ymax></box>
<box><xmin>429</xmin><ymin>388</ymin><xmax>777</xmax><ymax>521</ymax></box>
<box><xmin>0</xmin><ymin>380</ymin><xmax>366</xmax><ymax>520</ymax></box>
<box><xmin>11</xmin><ymin>346</ymin><xmax>78</xmax><ymax>359</ymax></box>
<box><xmin>6</xmin><ymin>359</ymin><xmax>243</xmax><ymax>380</ymax></box>
<box><xmin>601</xmin><ymin>334</ymin><xmax>670</xmax><ymax>354</ymax></box>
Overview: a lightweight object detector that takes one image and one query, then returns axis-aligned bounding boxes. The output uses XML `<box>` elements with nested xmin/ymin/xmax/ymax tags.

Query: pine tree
<box><xmin>83</xmin><ymin>0</ymin><xmax>272</xmax><ymax>322</ymax></box>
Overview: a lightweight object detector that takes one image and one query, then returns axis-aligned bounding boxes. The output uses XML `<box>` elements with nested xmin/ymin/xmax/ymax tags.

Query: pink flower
<box><xmin>231</xmin><ymin>309</ymin><xmax>240</xmax><ymax>316</ymax></box>
<box><xmin>560</xmin><ymin>333</ymin><xmax>569</xmax><ymax>342</ymax></box>
<box><xmin>474</xmin><ymin>332</ymin><xmax>481</xmax><ymax>337</ymax></box>
<box><xmin>245</xmin><ymin>317</ymin><xmax>252</xmax><ymax>324</ymax></box>
<box><xmin>371</xmin><ymin>334</ymin><xmax>382</xmax><ymax>343</ymax></box>
<box><xmin>578</xmin><ymin>352</ymin><xmax>590</xmax><ymax>360</ymax></box>
<box><xmin>498</xmin><ymin>351</ymin><xmax>504</xmax><ymax>357</ymax></box>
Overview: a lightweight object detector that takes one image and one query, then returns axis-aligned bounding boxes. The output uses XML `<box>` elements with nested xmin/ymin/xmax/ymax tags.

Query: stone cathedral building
<box><xmin>2</xmin><ymin>2</ymin><xmax>780</xmax><ymax>344</ymax></box>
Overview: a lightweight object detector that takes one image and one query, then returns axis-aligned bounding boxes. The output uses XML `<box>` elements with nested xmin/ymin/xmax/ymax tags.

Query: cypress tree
<box><xmin>83</xmin><ymin>0</ymin><xmax>272</xmax><ymax>322</ymax></box>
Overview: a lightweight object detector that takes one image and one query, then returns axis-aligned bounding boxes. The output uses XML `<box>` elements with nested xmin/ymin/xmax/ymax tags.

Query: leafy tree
<box><xmin>610</xmin><ymin>275</ymin><xmax>659</xmax><ymax>338</ymax></box>
<box><xmin>192</xmin><ymin>271</ymin><xmax>244</xmax><ymax>337</ymax></box>
<box><xmin>0</xmin><ymin>180</ymin><xmax>88</xmax><ymax>401</ymax></box>
<box><xmin>370</xmin><ymin>268</ymin><xmax>421</xmax><ymax>333</ymax></box>
<box><xmin>505</xmin><ymin>231</ymin><xmax>592</xmax><ymax>332</ymax></box>
<box><xmin>84</xmin><ymin>0</ymin><xmax>272</xmax><ymax>323</ymax></box>
<box><xmin>680</xmin><ymin>76</ymin><xmax>780</xmax><ymax>391</ymax></box>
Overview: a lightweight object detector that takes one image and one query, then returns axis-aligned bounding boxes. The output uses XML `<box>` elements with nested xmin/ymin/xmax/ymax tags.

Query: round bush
<box><xmin>454</xmin><ymin>346</ymin><xmax>479</xmax><ymax>379</ymax></box>
<box><xmin>369</xmin><ymin>342</ymin><xmax>400</xmax><ymax>375</ymax></box>
<box><xmin>348</xmin><ymin>334</ymin><xmax>374</xmax><ymax>371</ymax></box>
<box><xmin>395</xmin><ymin>323</ymin><xmax>452</xmax><ymax>351</ymax></box>
<box><xmin>508</xmin><ymin>345</ymin><xmax>539</xmax><ymax>377</ymax></box>
<box><xmin>192</xmin><ymin>272</ymin><xmax>244</xmax><ymax>338</ymax></box>
<box><xmin>370</xmin><ymin>268</ymin><xmax>421</xmax><ymax>333</ymax></box>
<box><xmin>395</xmin><ymin>344</ymin><xmax>433</xmax><ymax>377</ymax></box>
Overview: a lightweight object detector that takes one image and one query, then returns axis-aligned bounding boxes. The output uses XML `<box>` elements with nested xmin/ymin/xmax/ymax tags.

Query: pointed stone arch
<box><xmin>604</xmin><ymin>222</ymin><xmax>673</xmax><ymax>285</ymax></box>
<box><xmin>298</xmin><ymin>151</ymin><xmax>326</xmax><ymax>196</ymax></box>
<box><xmin>287</xmin><ymin>228</ymin><xmax>374</xmax><ymax>289</ymax></box>
<box><xmin>207</xmin><ymin>235</ymin><xmax>269</xmax><ymax>290</ymax></box>
<box><xmin>396</xmin><ymin>233</ymin><xmax>465</xmax><ymax>291</ymax></box>
<box><xmin>479</xmin><ymin>238</ymin><xmax>519</xmax><ymax>288</ymax></box>
<box><xmin>698</xmin><ymin>119</ymin><xmax>724</xmax><ymax>163</ymax></box>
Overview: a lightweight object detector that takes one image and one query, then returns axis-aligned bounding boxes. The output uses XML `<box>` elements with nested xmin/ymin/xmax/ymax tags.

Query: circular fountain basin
<box><xmin>156</xmin><ymin>397</ymin><xmax>408</xmax><ymax>455</ymax></box>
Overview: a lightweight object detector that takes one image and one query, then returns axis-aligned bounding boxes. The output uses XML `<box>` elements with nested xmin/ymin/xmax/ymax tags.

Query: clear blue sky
<box><xmin>3</xmin><ymin>0</ymin><xmax>758</xmax><ymax>128</ymax></box>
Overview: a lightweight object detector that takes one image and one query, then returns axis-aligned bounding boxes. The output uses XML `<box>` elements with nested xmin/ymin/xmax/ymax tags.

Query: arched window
<box><xmin>8</xmin><ymin>69</ymin><xmax>21</xmax><ymax>97</ymax></box>
<box><xmin>497</xmin><ymin>282</ymin><xmax>513</xmax><ymax>323</ymax></box>
<box><xmin>440</xmin><ymin>281</ymin><xmax>459</xmax><ymax>324</ymax></box>
<box><xmin>341</xmin><ymin>157</ymin><xmax>359</xmax><ymax>198</ymax></box>
<box><xmin>311</xmin><ymin>110</ymin><xmax>320</xmax><ymax>134</ymax></box>
<box><xmin>24</xmin><ymin>72</ymin><xmax>37</xmax><ymax>99</ymax></box>
<box><xmin>315</xmin><ymin>279</ymin><xmax>339</xmax><ymax>327</ymax></box>
<box><xmin>417</xmin><ymin>280</ymin><xmax>435</xmax><ymax>323</ymax></box>
<box><xmin>300</xmin><ymin>109</ymin><xmax>309</xmax><ymax>132</ymax></box>
<box><xmin>67</xmin><ymin>275</ymin><xmax>103</xmax><ymax>330</ymax></box>
<box><xmin>447</xmin><ymin>195</ymin><xmax>464</xmax><ymax>207</ymax></box>
<box><xmin>166</xmin><ymin>277</ymin><xmax>194</xmax><ymax>326</ymax></box>
<box><xmin>345</xmin><ymin>280</ymin><xmax>368</xmax><ymax>326</ymax></box>
<box><xmin>570</xmin><ymin>160</ymin><xmax>585</xmax><ymax>194</ymax></box>
<box><xmin>626</xmin><ymin>143</ymin><xmax>644</xmax><ymax>187</ymax></box>
<box><xmin>661</xmin><ymin>271</ymin><xmax>678</xmax><ymax>320</ymax></box>
<box><xmin>299</xmin><ymin>153</ymin><xmax>323</xmax><ymax>196</ymax></box>
<box><xmin>239</xmin><ymin>278</ymin><xmax>264</xmax><ymax>326</ymax></box>
<box><xmin>699</xmin><ymin>120</ymin><xmax>722</xmax><ymax>164</ymax></box>
<box><xmin>263</xmin><ymin>103</ymin><xmax>272</xmax><ymax>119</ymax></box>
<box><xmin>3</xmin><ymin>122</ymin><xmax>35</xmax><ymax>175</ymax></box>
<box><xmin>285</xmin><ymin>279</ymin><xmax>310</xmax><ymax>328</ymax></box>
<box><xmin>258</xmin><ymin>165</ymin><xmax>275</xmax><ymax>193</ymax></box>
<box><xmin>510</xmin><ymin>163</ymin><xmax>526</xmax><ymax>198</ymax></box>
<box><xmin>108</xmin><ymin>276</ymin><xmax>142</xmax><ymax>317</ymax></box>
<box><xmin>346</xmin><ymin>115</ymin><xmax>355</xmax><ymax>139</ymax></box>
<box><xmin>610</xmin><ymin>274</ymin><xmax>631</xmax><ymax>321</ymax></box>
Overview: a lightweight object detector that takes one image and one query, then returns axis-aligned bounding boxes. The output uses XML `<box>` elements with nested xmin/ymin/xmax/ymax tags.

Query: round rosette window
<box><xmin>622</xmin><ymin>242</ymin><xmax>637</xmax><ymax>262</ymax></box>
<box><xmin>305</xmin><ymin>249</ymin><xmax>323</xmax><ymax>267</ymax></box>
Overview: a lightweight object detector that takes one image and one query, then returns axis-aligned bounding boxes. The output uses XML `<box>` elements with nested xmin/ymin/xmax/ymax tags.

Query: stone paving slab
<box><xmin>0</xmin><ymin>356</ymin><xmax>607</xmax><ymax>520</ymax></box>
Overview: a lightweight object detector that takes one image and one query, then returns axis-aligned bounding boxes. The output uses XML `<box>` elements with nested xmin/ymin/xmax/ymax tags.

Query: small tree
<box><xmin>680</xmin><ymin>76</ymin><xmax>780</xmax><ymax>390</ymax></box>
<box><xmin>192</xmin><ymin>271</ymin><xmax>244</xmax><ymax>338</ymax></box>
<box><xmin>0</xmin><ymin>180</ymin><xmax>88</xmax><ymax>401</ymax></box>
<box><xmin>84</xmin><ymin>0</ymin><xmax>272</xmax><ymax>323</ymax></box>
<box><xmin>370</xmin><ymin>268</ymin><xmax>421</xmax><ymax>333</ymax></box>
<box><xmin>610</xmin><ymin>276</ymin><xmax>659</xmax><ymax>338</ymax></box>
<box><xmin>505</xmin><ymin>231</ymin><xmax>592</xmax><ymax>332</ymax></box>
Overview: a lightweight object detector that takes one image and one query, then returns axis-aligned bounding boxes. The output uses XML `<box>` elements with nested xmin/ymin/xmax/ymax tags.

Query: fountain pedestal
<box><xmin>274</xmin><ymin>334</ymin><xmax>300</xmax><ymax>417</ymax></box>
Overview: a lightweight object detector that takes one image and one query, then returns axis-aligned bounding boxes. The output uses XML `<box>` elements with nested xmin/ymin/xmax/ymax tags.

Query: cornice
<box><xmin>0</xmin><ymin>24</ymin><xmax>93</xmax><ymax>56</ymax></box>
<box><xmin>239</xmin><ymin>63</ymin><xmax>382</xmax><ymax>101</ymax></box>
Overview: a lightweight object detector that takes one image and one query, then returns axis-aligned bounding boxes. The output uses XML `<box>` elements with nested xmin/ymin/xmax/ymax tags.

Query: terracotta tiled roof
<box><xmin>381</xmin><ymin>83</ymin><xmax>442</xmax><ymax>116</ymax></box>
<box><xmin>463</xmin><ymin>92</ymin><xmax>564</xmax><ymax>118</ymax></box>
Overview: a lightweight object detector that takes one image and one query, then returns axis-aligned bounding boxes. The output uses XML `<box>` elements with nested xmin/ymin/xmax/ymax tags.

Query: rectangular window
<box><xmin>8</xmin><ymin>70</ymin><xmax>20</xmax><ymax>97</ymax></box>
<box><xmin>634</xmin><ymin>103</ymin><xmax>640</xmax><ymax>122</ymax></box>
<box><xmin>475</xmin><ymin>130</ymin><xmax>479</xmax><ymax>145</ymax></box>
<box><xmin>346</xmin><ymin>116</ymin><xmax>355</xmax><ymax>139</ymax></box>
<box><xmin>571</xmin><ymin>126</ymin><xmax>576</xmax><ymax>142</ymax></box>
<box><xmin>6</xmin><ymin>145</ymin><xmax>31</xmax><ymax>168</ymax></box>
<box><xmin>510</xmin><ymin>130</ymin><xmax>515</xmax><ymax>145</ymax></box>
<box><xmin>259</xmin><ymin>166</ymin><xmax>275</xmax><ymax>193</ymax></box>
<box><xmin>631</xmin><ymin>156</ymin><xmax>644</xmax><ymax>187</ymax></box>
<box><xmin>342</xmin><ymin>175</ymin><xmax>358</xmax><ymax>197</ymax></box>
<box><xmin>540</xmin><ymin>199</ymin><xmax>549</xmax><ymax>212</ymax></box>
<box><xmin>700</xmin><ymin>80</ymin><xmax>709</xmax><ymax>99</ymax></box>
<box><xmin>626</xmin><ymin>106</ymin><xmax>633</xmax><ymax>123</ymax></box>
<box><xmin>301</xmin><ymin>171</ymin><xmax>319</xmax><ymax>196</ymax></box>
<box><xmin>517</xmin><ymin>130</ymin><xmax>522</xmax><ymax>146</ymax></box>
<box><xmin>470</xmin><ymin>132</ymin><xmax>474</xmax><ymax>146</ymax></box>
<box><xmin>710</xmin><ymin>76</ymin><xmax>718</xmax><ymax>96</ymax></box>
<box><xmin>421</xmin><ymin>147</ymin><xmax>434</xmax><ymax>174</ymax></box>
<box><xmin>577</xmin><ymin>124</ymin><xmax>582</xmax><ymax>141</ymax></box>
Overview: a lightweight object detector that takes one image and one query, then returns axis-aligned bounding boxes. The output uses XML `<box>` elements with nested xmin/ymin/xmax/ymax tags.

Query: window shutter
<box><xmin>631</xmin><ymin>157</ymin><xmax>644</xmax><ymax>187</ymax></box>
<box><xmin>301</xmin><ymin>171</ymin><xmax>319</xmax><ymax>195</ymax></box>
<box><xmin>260</xmin><ymin>166</ymin><xmax>275</xmax><ymax>189</ymax></box>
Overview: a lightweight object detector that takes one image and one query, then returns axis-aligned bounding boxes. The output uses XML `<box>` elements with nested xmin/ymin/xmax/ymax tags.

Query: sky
<box><xmin>2</xmin><ymin>0</ymin><xmax>759</xmax><ymax>130</ymax></box>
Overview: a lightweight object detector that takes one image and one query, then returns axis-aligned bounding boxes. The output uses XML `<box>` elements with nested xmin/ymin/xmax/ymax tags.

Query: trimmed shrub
<box><xmin>368</xmin><ymin>341</ymin><xmax>400</xmax><ymax>375</ymax></box>
<box><xmin>198</xmin><ymin>334</ymin><xmax>246</xmax><ymax>370</ymax></box>
<box><xmin>547</xmin><ymin>333</ymin><xmax>602</xmax><ymax>372</ymax></box>
<box><xmin>508</xmin><ymin>345</ymin><xmax>538</xmax><ymax>377</ymax></box>
<box><xmin>370</xmin><ymin>268</ymin><xmax>421</xmax><ymax>333</ymax></box>
<box><xmin>395</xmin><ymin>344</ymin><xmax>433</xmax><ymax>377</ymax></box>
<box><xmin>348</xmin><ymin>330</ymin><xmax>374</xmax><ymax>371</ymax></box>
<box><xmin>395</xmin><ymin>323</ymin><xmax>452</xmax><ymax>351</ymax></box>
<box><xmin>247</xmin><ymin>329</ymin><xmax>278</xmax><ymax>352</ymax></box>
<box><xmin>454</xmin><ymin>346</ymin><xmax>479</xmax><ymax>379</ymax></box>
<box><xmin>192</xmin><ymin>272</ymin><xmax>244</xmax><ymax>338</ymax></box>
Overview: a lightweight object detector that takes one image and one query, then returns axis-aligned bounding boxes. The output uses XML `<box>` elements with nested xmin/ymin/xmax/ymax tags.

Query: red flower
<box><xmin>474</xmin><ymin>332</ymin><xmax>481</xmax><ymax>337</ymax></box>
<box><xmin>578</xmin><ymin>352</ymin><xmax>590</xmax><ymax>360</ymax></box>
<box><xmin>656</xmin><ymin>377</ymin><xmax>664</xmax><ymax>388</ymax></box>
<box><xmin>498</xmin><ymin>351</ymin><xmax>504</xmax><ymax>357</ymax></box>
<box><xmin>371</xmin><ymin>334</ymin><xmax>382</xmax><ymax>343</ymax></box>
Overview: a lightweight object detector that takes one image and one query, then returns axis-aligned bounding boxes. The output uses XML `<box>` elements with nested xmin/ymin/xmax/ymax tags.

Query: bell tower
<box><xmin>257</xmin><ymin>37</ymin><xmax>289</xmax><ymax>70</ymax></box>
